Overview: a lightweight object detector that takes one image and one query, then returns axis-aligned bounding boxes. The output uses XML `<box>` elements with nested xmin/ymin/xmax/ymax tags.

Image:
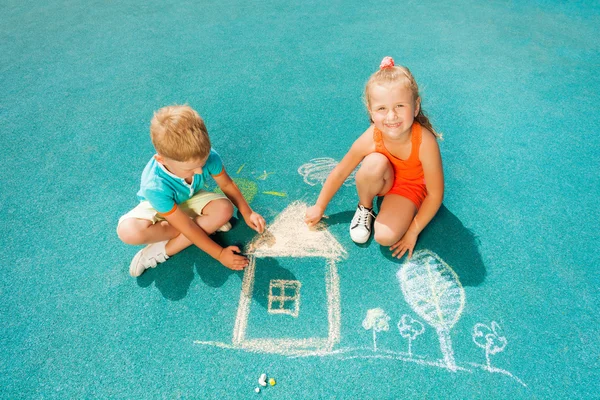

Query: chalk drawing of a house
<box><xmin>232</xmin><ymin>202</ymin><xmax>346</xmax><ymax>356</ymax></box>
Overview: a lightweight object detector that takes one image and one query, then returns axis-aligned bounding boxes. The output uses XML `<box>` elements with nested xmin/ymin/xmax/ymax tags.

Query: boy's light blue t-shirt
<box><xmin>136</xmin><ymin>148</ymin><xmax>224</xmax><ymax>214</ymax></box>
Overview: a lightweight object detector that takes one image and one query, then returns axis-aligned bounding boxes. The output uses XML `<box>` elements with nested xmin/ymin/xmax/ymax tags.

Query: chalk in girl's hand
<box><xmin>258</xmin><ymin>373</ymin><xmax>267</xmax><ymax>387</ymax></box>
<box><xmin>269</xmin><ymin>378</ymin><xmax>276</xmax><ymax>386</ymax></box>
<box><xmin>254</xmin><ymin>387</ymin><xmax>260</xmax><ymax>393</ymax></box>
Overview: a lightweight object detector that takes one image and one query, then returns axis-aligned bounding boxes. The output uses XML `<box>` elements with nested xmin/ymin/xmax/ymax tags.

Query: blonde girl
<box><xmin>305</xmin><ymin>57</ymin><xmax>444</xmax><ymax>259</ymax></box>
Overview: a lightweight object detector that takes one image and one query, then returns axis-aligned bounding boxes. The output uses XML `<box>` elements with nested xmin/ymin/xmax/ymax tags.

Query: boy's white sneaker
<box><xmin>349</xmin><ymin>204</ymin><xmax>375</xmax><ymax>244</ymax></box>
<box><xmin>216</xmin><ymin>222</ymin><xmax>232</xmax><ymax>232</ymax></box>
<box><xmin>129</xmin><ymin>240</ymin><xmax>169</xmax><ymax>277</ymax></box>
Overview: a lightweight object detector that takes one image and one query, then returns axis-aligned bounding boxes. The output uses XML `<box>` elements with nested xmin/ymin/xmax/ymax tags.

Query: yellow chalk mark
<box><xmin>236</xmin><ymin>164</ymin><xmax>246</xmax><ymax>174</ymax></box>
<box><xmin>263</xmin><ymin>191</ymin><xmax>287</xmax><ymax>197</ymax></box>
<box><xmin>215</xmin><ymin>178</ymin><xmax>258</xmax><ymax>203</ymax></box>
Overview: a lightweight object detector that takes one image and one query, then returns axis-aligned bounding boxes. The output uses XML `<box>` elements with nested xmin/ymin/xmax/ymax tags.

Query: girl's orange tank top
<box><xmin>373</xmin><ymin>122</ymin><xmax>426</xmax><ymax>190</ymax></box>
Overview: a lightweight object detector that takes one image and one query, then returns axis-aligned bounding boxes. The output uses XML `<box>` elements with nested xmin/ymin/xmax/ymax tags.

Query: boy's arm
<box><xmin>305</xmin><ymin>128</ymin><xmax>375</xmax><ymax>226</ymax></box>
<box><xmin>391</xmin><ymin>130</ymin><xmax>444</xmax><ymax>259</ymax></box>
<box><xmin>163</xmin><ymin>206</ymin><xmax>248</xmax><ymax>270</ymax></box>
<box><xmin>213</xmin><ymin>169</ymin><xmax>266</xmax><ymax>233</ymax></box>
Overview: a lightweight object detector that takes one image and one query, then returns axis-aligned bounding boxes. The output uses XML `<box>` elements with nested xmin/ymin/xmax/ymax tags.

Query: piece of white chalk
<box><xmin>258</xmin><ymin>373</ymin><xmax>267</xmax><ymax>387</ymax></box>
<box><xmin>254</xmin><ymin>387</ymin><xmax>260</xmax><ymax>393</ymax></box>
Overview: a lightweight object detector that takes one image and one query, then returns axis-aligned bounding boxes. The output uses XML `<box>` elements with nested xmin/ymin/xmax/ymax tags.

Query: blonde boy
<box><xmin>117</xmin><ymin>105</ymin><xmax>265</xmax><ymax>277</ymax></box>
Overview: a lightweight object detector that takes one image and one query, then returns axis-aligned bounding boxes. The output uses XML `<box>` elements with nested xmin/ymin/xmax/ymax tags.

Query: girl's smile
<box><xmin>369</xmin><ymin>82</ymin><xmax>420</xmax><ymax>139</ymax></box>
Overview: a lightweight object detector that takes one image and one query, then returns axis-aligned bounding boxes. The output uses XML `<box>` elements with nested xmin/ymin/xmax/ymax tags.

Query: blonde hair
<box><xmin>364</xmin><ymin>64</ymin><xmax>442</xmax><ymax>139</ymax></box>
<box><xmin>150</xmin><ymin>105</ymin><xmax>211</xmax><ymax>161</ymax></box>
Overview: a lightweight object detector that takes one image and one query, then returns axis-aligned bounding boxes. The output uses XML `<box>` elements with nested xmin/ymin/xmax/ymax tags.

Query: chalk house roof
<box><xmin>247</xmin><ymin>202</ymin><xmax>346</xmax><ymax>260</ymax></box>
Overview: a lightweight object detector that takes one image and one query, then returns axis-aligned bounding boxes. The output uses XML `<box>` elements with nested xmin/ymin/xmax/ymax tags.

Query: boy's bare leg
<box><xmin>117</xmin><ymin>219</ymin><xmax>180</xmax><ymax>245</ymax></box>
<box><xmin>355</xmin><ymin>153</ymin><xmax>394</xmax><ymax>207</ymax></box>
<box><xmin>373</xmin><ymin>194</ymin><xmax>416</xmax><ymax>246</ymax></box>
<box><xmin>164</xmin><ymin>199</ymin><xmax>233</xmax><ymax>256</ymax></box>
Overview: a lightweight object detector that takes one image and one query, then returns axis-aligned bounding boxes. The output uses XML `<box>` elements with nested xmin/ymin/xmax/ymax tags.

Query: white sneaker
<box><xmin>129</xmin><ymin>240</ymin><xmax>169</xmax><ymax>277</ymax></box>
<box><xmin>217</xmin><ymin>222</ymin><xmax>232</xmax><ymax>232</ymax></box>
<box><xmin>349</xmin><ymin>204</ymin><xmax>375</xmax><ymax>244</ymax></box>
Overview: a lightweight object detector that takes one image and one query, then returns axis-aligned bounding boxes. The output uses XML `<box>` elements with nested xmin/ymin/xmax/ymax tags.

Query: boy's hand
<box><xmin>390</xmin><ymin>230</ymin><xmax>419</xmax><ymax>259</ymax></box>
<box><xmin>218</xmin><ymin>246</ymin><xmax>249</xmax><ymax>270</ymax></box>
<box><xmin>244</xmin><ymin>212</ymin><xmax>266</xmax><ymax>234</ymax></box>
<box><xmin>304</xmin><ymin>205</ymin><xmax>325</xmax><ymax>227</ymax></box>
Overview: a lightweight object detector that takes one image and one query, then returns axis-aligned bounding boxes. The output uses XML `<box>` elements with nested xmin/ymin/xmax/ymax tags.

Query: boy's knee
<box><xmin>117</xmin><ymin>219</ymin><xmax>147</xmax><ymax>245</ymax></box>
<box><xmin>205</xmin><ymin>199</ymin><xmax>234</xmax><ymax>222</ymax></box>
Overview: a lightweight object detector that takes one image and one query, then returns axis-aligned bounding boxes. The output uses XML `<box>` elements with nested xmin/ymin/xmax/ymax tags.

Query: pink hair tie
<box><xmin>379</xmin><ymin>56</ymin><xmax>395</xmax><ymax>69</ymax></box>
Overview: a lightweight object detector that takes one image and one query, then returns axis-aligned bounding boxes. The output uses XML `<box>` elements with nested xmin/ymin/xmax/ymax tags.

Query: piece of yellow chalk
<box><xmin>269</xmin><ymin>378</ymin><xmax>276</xmax><ymax>386</ymax></box>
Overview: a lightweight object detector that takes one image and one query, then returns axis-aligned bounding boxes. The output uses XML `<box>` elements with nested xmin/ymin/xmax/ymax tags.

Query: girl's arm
<box><xmin>305</xmin><ymin>128</ymin><xmax>375</xmax><ymax>226</ymax></box>
<box><xmin>412</xmin><ymin>130</ymin><xmax>444</xmax><ymax>232</ymax></box>
<box><xmin>213</xmin><ymin>169</ymin><xmax>266</xmax><ymax>233</ymax></box>
<box><xmin>391</xmin><ymin>129</ymin><xmax>444</xmax><ymax>259</ymax></box>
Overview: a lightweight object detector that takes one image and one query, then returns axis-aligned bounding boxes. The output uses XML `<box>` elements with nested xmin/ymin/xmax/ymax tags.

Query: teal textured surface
<box><xmin>1</xmin><ymin>0</ymin><xmax>599</xmax><ymax>398</ymax></box>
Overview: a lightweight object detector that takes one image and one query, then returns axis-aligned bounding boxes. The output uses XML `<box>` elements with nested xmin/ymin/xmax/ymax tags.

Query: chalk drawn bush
<box><xmin>298</xmin><ymin>158</ymin><xmax>356</xmax><ymax>187</ymax></box>
<box><xmin>362</xmin><ymin>308</ymin><xmax>390</xmax><ymax>352</ymax></box>
<box><xmin>473</xmin><ymin>321</ymin><xmax>507</xmax><ymax>370</ymax></box>
<box><xmin>397</xmin><ymin>250</ymin><xmax>465</xmax><ymax>371</ymax></box>
<box><xmin>397</xmin><ymin>314</ymin><xmax>425</xmax><ymax>358</ymax></box>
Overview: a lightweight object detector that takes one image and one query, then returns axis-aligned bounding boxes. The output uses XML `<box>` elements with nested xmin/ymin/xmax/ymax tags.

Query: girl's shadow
<box><xmin>381</xmin><ymin>204</ymin><xmax>486</xmax><ymax>286</ymax></box>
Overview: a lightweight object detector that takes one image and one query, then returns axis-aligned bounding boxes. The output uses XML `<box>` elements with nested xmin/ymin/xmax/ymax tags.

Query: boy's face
<box><xmin>154</xmin><ymin>154</ymin><xmax>208</xmax><ymax>181</ymax></box>
<box><xmin>368</xmin><ymin>82</ymin><xmax>420</xmax><ymax>139</ymax></box>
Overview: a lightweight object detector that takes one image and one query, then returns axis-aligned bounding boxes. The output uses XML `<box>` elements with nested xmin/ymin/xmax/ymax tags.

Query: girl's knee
<box><xmin>356</xmin><ymin>153</ymin><xmax>391</xmax><ymax>179</ymax></box>
<box><xmin>373</xmin><ymin>222</ymin><xmax>403</xmax><ymax>247</ymax></box>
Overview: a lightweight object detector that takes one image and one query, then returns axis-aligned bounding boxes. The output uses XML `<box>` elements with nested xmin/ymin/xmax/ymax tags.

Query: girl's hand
<box><xmin>218</xmin><ymin>246</ymin><xmax>249</xmax><ymax>270</ymax></box>
<box><xmin>390</xmin><ymin>230</ymin><xmax>419</xmax><ymax>259</ymax></box>
<box><xmin>244</xmin><ymin>212</ymin><xmax>266</xmax><ymax>233</ymax></box>
<box><xmin>304</xmin><ymin>205</ymin><xmax>325</xmax><ymax>227</ymax></box>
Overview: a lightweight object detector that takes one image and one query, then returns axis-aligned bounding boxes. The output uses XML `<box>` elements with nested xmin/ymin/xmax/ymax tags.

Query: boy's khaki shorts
<box><xmin>117</xmin><ymin>190</ymin><xmax>229</xmax><ymax>229</ymax></box>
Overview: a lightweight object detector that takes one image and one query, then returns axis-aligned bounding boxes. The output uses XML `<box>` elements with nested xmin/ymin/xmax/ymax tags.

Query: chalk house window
<box><xmin>268</xmin><ymin>280</ymin><xmax>301</xmax><ymax>317</ymax></box>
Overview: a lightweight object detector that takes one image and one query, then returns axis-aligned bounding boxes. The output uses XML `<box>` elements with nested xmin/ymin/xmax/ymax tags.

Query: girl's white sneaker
<box><xmin>349</xmin><ymin>204</ymin><xmax>375</xmax><ymax>244</ymax></box>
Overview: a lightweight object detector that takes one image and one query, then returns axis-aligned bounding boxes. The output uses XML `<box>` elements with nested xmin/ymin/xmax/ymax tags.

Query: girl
<box><xmin>305</xmin><ymin>57</ymin><xmax>444</xmax><ymax>259</ymax></box>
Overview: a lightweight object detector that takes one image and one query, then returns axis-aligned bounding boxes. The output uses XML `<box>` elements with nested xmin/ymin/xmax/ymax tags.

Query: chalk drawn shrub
<box><xmin>362</xmin><ymin>308</ymin><xmax>390</xmax><ymax>352</ymax></box>
<box><xmin>473</xmin><ymin>321</ymin><xmax>507</xmax><ymax>370</ymax></box>
<box><xmin>397</xmin><ymin>314</ymin><xmax>425</xmax><ymax>357</ymax></box>
<box><xmin>298</xmin><ymin>158</ymin><xmax>356</xmax><ymax>187</ymax></box>
<box><xmin>397</xmin><ymin>250</ymin><xmax>465</xmax><ymax>371</ymax></box>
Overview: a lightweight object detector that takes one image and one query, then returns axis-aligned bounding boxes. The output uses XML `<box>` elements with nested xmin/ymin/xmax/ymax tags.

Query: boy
<box><xmin>117</xmin><ymin>105</ymin><xmax>265</xmax><ymax>277</ymax></box>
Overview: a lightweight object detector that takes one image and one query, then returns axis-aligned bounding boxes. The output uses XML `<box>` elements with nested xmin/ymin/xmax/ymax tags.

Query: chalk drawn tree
<box><xmin>397</xmin><ymin>250</ymin><xmax>465</xmax><ymax>371</ymax></box>
<box><xmin>362</xmin><ymin>308</ymin><xmax>390</xmax><ymax>352</ymax></box>
<box><xmin>473</xmin><ymin>321</ymin><xmax>507</xmax><ymax>370</ymax></box>
<box><xmin>397</xmin><ymin>314</ymin><xmax>425</xmax><ymax>358</ymax></box>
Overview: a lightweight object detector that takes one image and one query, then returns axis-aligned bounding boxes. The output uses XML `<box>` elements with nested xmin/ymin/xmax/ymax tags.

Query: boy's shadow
<box><xmin>136</xmin><ymin>218</ymin><xmax>251</xmax><ymax>300</ymax></box>
<box><xmin>250</xmin><ymin>257</ymin><xmax>297</xmax><ymax>309</ymax></box>
<box><xmin>380</xmin><ymin>204</ymin><xmax>486</xmax><ymax>286</ymax></box>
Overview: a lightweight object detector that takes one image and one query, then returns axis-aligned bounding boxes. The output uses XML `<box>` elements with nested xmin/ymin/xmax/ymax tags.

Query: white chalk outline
<box><xmin>298</xmin><ymin>158</ymin><xmax>356</xmax><ymax>187</ymax></box>
<box><xmin>194</xmin><ymin>203</ymin><xmax>527</xmax><ymax>388</ymax></box>
<box><xmin>231</xmin><ymin>202</ymin><xmax>345</xmax><ymax>356</ymax></box>
<box><xmin>268</xmin><ymin>279</ymin><xmax>301</xmax><ymax>317</ymax></box>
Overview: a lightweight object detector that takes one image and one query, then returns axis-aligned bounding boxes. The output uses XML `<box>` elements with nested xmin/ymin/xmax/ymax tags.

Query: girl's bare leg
<box><xmin>374</xmin><ymin>194</ymin><xmax>416</xmax><ymax>246</ymax></box>
<box><xmin>355</xmin><ymin>153</ymin><xmax>394</xmax><ymax>207</ymax></box>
